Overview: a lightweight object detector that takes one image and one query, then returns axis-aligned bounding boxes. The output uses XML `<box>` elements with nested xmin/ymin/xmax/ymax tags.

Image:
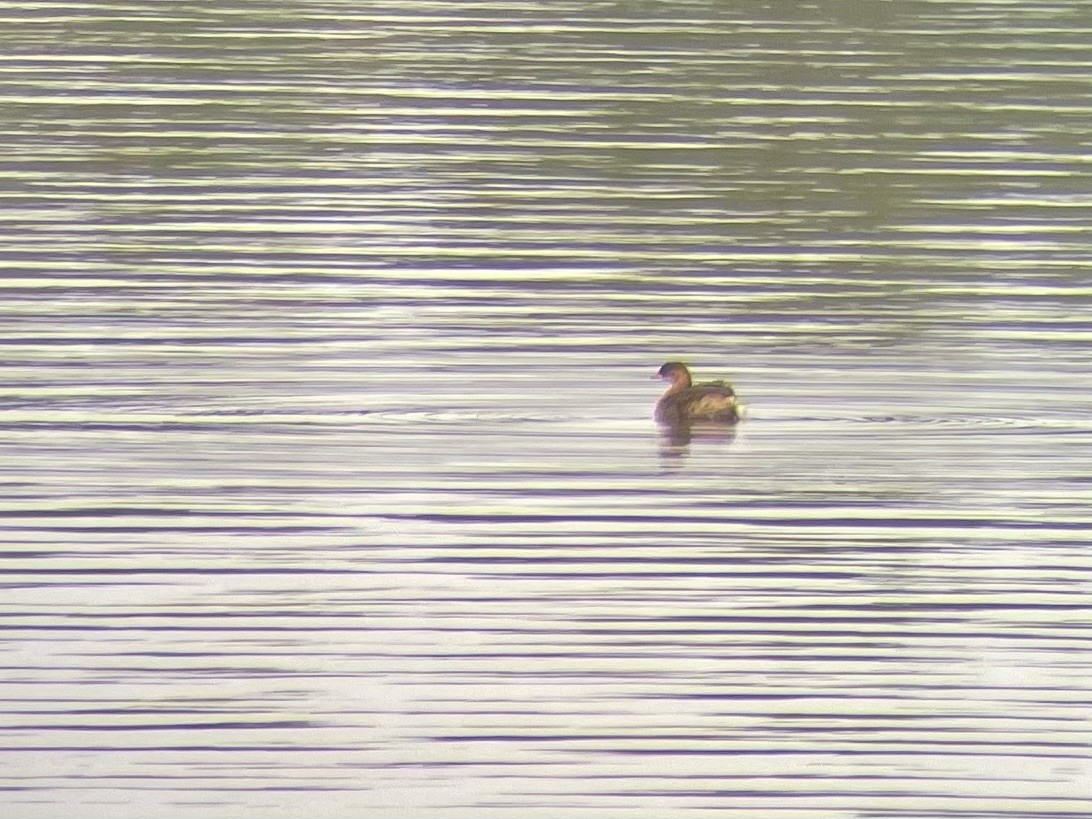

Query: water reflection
<box><xmin>657</xmin><ymin>419</ymin><xmax>739</xmax><ymax>462</ymax></box>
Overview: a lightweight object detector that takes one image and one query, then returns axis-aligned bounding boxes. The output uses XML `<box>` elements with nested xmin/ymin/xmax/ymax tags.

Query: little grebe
<box><xmin>654</xmin><ymin>361</ymin><xmax>742</xmax><ymax>424</ymax></box>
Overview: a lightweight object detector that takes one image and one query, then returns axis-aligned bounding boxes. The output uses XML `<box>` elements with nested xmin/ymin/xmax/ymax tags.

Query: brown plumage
<box><xmin>653</xmin><ymin>361</ymin><xmax>742</xmax><ymax>424</ymax></box>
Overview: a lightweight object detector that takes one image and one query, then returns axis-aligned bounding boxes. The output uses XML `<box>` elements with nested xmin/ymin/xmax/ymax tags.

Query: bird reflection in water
<box><xmin>658</xmin><ymin>418</ymin><xmax>738</xmax><ymax>462</ymax></box>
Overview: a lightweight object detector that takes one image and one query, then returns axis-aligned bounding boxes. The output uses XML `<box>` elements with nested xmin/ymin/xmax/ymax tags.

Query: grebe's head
<box><xmin>655</xmin><ymin>361</ymin><xmax>692</xmax><ymax>387</ymax></box>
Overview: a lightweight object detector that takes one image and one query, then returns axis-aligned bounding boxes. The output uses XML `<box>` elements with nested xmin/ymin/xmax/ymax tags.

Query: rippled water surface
<box><xmin>2</xmin><ymin>1</ymin><xmax>1091</xmax><ymax>817</ymax></box>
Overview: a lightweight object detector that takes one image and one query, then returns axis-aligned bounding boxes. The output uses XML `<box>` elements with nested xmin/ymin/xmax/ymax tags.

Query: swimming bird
<box><xmin>653</xmin><ymin>361</ymin><xmax>742</xmax><ymax>424</ymax></box>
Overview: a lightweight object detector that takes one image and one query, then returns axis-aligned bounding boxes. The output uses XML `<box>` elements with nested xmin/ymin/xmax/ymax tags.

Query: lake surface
<box><xmin>2</xmin><ymin>1</ymin><xmax>1091</xmax><ymax>817</ymax></box>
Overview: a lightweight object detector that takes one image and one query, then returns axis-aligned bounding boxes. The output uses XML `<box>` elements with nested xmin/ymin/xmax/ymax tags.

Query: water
<box><xmin>2</xmin><ymin>1</ymin><xmax>1091</xmax><ymax>817</ymax></box>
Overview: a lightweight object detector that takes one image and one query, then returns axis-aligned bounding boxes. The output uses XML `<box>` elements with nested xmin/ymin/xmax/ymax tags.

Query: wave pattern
<box><xmin>1</xmin><ymin>1</ymin><xmax>1091</xmax><ymax>817</ymax></box>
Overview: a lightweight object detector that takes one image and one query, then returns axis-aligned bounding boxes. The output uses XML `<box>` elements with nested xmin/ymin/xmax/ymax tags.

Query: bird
<box><xmin>653</xmin><ymin>361</ymin><xmax>742</xmax><ymax>425</ymax></box>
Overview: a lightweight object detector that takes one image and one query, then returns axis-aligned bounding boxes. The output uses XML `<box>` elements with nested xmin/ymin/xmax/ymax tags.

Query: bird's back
<box><xmin>656</xmin><ymin>383</ymin><xmax>741</xmax><ymax>423</ymax></box>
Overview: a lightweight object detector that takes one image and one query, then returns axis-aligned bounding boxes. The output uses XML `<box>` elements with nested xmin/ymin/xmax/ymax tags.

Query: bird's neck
<box><xmin>664</xmin><ymin>373</ymin><xmax>692</xmax><ymax>394</ymax></box>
